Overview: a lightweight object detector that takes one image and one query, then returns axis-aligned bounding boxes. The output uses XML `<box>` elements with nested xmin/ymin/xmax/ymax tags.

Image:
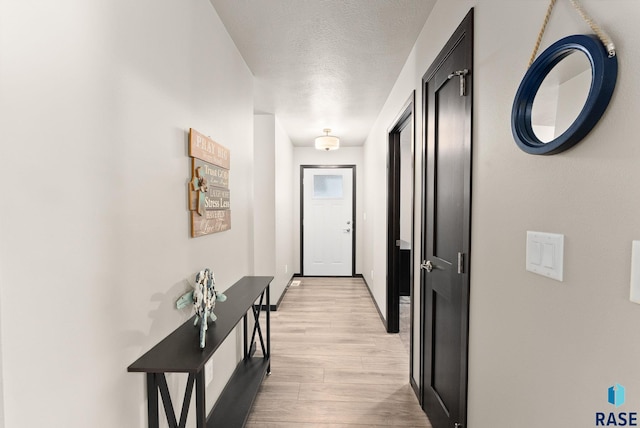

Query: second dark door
<box><xmin>420</xmin><ymin>9</ymin><xmax>473</xmax><ymax>428</ymax></box>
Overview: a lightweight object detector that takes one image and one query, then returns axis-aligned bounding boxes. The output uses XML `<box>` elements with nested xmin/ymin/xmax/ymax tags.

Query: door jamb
<box><xmin>300</xmin><ymin>165</ymin><xmax>356</xmax><ymax>277</ymax></box>
<box><xmin>386</xmin><ymin>94</ymin><xmax>415</xmax><ymax>335</ymax></box>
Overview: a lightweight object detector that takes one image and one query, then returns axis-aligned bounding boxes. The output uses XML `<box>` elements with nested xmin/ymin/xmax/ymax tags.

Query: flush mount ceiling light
<box><xmin>314</xmin><ymin>128</ymin><xmax>340</xmax><ymax>151</ymax></box>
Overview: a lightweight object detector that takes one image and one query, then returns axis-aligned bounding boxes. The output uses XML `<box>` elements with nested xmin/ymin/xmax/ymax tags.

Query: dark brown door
<box><xmin>420</xmin><ymin>9</ymin><xmax>473</xmax><ymax>428</ymax></box>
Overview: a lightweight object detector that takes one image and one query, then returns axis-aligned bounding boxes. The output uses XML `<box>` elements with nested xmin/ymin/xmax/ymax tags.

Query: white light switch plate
<box><xmin>526</xmin><ymin>231</ymin><xmax>564</xmax><ymax>281</ymax></box>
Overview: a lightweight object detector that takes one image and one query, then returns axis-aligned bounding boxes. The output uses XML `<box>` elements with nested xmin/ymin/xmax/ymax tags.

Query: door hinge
<box><xmin>396</xmin><ymin>240</ymin><xmax>401</xmax><ymax>247</ymax></box>
<box><xmin>447</xmin><ymin>69</ymin><xmax>469</xmax><ymax>96</ymax></box>
<box><xmin>457</xmin><ymin>252</ymin><xmax>465</xmax><ymax>274</ymax></box>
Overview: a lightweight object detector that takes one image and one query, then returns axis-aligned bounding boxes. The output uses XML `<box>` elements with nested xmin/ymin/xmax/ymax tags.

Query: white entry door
<box><xmin>302</xmin><ymin>167</ymin><xmax>354</xmax><ymax>276</ymax></box>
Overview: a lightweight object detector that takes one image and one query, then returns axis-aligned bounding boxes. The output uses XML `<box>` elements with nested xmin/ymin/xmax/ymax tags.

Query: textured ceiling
<box><xmin>210</xmin><ymin>0</ymin><xmax>435</xmax><ymax>147</ymax></box>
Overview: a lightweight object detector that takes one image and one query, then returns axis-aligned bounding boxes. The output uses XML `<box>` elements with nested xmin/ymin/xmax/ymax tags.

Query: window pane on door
<box><xmin>313</xmin><ymin>175</ymin><xmax>343</xmax><ymax>199</ymax></box>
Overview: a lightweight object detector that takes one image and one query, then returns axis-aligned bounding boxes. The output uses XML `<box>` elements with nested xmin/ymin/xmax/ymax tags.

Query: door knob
<box><xmin>420</xmin><ymin>260</ymin><xmax>433</xmax><ymax>272</ymax></box>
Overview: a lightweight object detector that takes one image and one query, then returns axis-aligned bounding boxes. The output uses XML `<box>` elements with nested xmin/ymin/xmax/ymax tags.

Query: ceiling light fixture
<box><xmin>314</xmin><ymin>128</ymin><xmax>340</xmax><ymax>151</ymax></box>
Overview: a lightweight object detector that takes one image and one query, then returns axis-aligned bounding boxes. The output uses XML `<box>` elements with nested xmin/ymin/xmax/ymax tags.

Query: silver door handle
<box><xmin>420</xmin><ymin>260</ymin><xmax>433</xmax><ymax>272</ymax></box>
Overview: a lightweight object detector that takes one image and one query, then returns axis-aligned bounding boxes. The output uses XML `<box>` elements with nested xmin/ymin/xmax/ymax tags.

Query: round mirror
<box><xmin>531</xmin><ymin>50</ymin><xmax>592</xmax><ymax>143</ymax></box>
<box><xmin>512</xmin><ymin>34</ymin><xmax>618</xmax><ymax>155</ymax></box>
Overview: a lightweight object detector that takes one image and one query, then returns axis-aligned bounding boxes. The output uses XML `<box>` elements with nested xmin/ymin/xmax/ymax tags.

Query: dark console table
<box><xmin>128</xmin><ymin>276</ymin><xmax>272</xmax><ymax>428</ymax></box>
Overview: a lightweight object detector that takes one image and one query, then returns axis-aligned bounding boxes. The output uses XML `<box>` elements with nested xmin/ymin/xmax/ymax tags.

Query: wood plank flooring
<box><xmin>247</xmin><ymin>277</ymin><xmax>431</xmax><ymax>428</ymax></box>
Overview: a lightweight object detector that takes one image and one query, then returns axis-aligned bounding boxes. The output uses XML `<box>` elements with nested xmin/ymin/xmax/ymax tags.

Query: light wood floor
<box><xmin>247</xmin><ymin>277</ymin><xmax>431</xmax><ymax>428</ymax></box>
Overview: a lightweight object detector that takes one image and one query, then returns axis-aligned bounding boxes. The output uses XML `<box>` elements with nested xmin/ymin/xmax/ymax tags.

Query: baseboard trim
<box><xmin>260</xmin><ymin>274</ymin><xmax>296</xmax><ymax>311</ymax></box>
<box><xmin>358</xmin><ymin>274</ymin><xmax>387</xmax><ymax>330</ymax></box>
<box><xmin>299</xmin><ymin>275</ymin><xmax>360</xmax><ymax>278</ymax></box>
<box><xmin>410</xmin><ymin>376</ymin><xmax>421</xmax><ymax>404</ymax></box>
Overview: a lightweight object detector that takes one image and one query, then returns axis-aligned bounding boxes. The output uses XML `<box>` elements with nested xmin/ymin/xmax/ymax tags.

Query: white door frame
<box><xmin>300</xmin><ymin>165</ymin><xmax>356</xmax><ymax>276</ymax></box>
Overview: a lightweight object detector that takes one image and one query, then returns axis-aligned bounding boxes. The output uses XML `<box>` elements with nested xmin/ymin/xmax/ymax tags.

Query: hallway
<box><xmin>247</xmin><ymin>277</ymin><xmax>430</xmax><ymax>427</ymax></box>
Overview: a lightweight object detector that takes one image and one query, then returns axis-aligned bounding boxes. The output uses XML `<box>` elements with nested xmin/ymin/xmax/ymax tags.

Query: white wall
<box><xmin>253</xmin><ymin>115</ymin><xmax>276</xmax><ymax>277</ymax></box>
<box><xmin>254</xmin><ymin>114</ymin><xmax>295</xmax><ymax>303</ymax></box>
<box><xmin>364</xmin><ymin>0</ymin><xmax>640</xmax><ymax>426</ymax></box>
<box><xmin>0</xmin><ymin>1</ymin><xmax>254</xmax><ymax>427</ymax></box>
<box><xmin>274</xmin><ymin>118</ymin><xmax>295</xmax><ymax>299</ymax></box>
<box><xmin>293</xmin><ymin>147</ymin><xmax>364</xmax><ymax>275</ymax></box>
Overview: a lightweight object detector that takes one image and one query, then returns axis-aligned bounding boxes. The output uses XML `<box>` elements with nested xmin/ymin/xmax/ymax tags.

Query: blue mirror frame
<box><xmin>511</xmin><ymin>34</ymin><xmax>618</xmax><ymax>155</ymax></box>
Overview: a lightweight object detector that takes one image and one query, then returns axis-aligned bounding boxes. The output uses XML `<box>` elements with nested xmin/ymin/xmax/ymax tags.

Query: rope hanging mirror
<box><xmin>511</xmin><ymin>0</ymin><xmax>618</xmax><ymax>155</ymax></box>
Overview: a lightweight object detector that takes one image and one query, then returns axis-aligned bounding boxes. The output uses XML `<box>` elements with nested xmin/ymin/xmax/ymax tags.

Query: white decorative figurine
<box><xmin>176</xmin><ymin>268</ymin><xmax>227</xmax><ymax>349</ymax></box>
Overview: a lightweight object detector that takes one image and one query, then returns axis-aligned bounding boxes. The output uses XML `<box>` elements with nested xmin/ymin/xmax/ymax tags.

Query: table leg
<box><xmin>267</xmin><ymin>285</ymin><xmax>271</xmax><ymax>374</ymax></box>
<box><xmin>146</xmin><ymin>373</ymin><xmax>159</xmax><ymax>428</ymax></box>
<box><xmin>195</xmin><ymin>370</ymin><xmax>206</xmax><ymax>428</ymax></box>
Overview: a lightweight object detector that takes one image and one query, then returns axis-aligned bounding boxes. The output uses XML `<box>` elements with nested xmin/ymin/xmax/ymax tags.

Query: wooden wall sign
<box><xmin>191</xmin><ymin>210</ymin><xmax>231</xmax><ymax>238</ymax></box>
<box><xmin>193</xmin><ymin>159</ymin><xmax>229</xmax><ymax>188</ymax></box>
<box><xmin>189</xmin><ymin>128</ymin><xmax>230</xmax><ymax>169</ymax></box>
<box><xmin>188</xmin><ymin>128</ymin><xmax>231</xmax><ymax>237</ymax></box>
